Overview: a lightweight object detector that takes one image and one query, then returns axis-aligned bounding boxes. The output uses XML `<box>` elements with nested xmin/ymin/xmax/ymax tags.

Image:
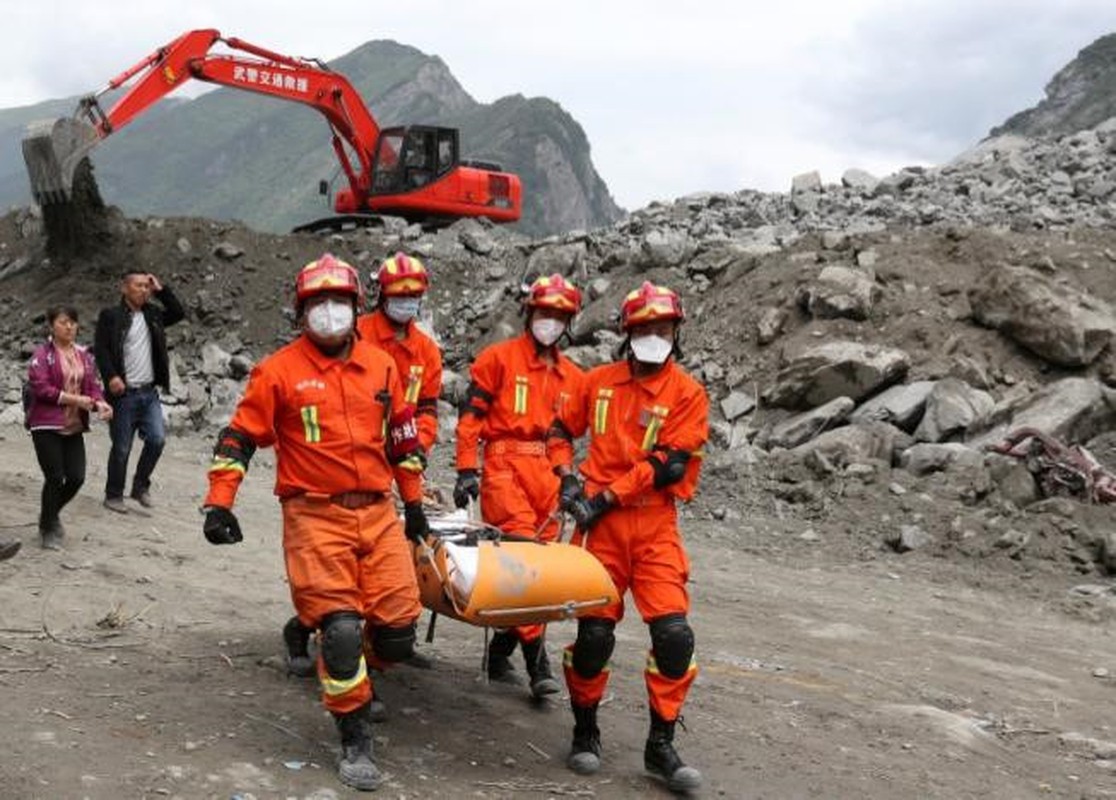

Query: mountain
<box><xmin>991</xmin><ymin>33</ymin><xmax>1116</xmax><ymax>138</ymax></box>
<box><xmin>0</xmin><ymin>39</ymin><xmax>622</xmax><ymax>236</ymax></box>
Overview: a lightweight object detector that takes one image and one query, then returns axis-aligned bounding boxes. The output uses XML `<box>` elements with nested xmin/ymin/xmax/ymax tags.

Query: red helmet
<box><xmin>620</xmin><ymin>281</ymin><xmax>684</xmax><ymax>330</ymax></box>
<box><xmin>525</xmin><ymin>273</ymin><xmax>581</xmax><ymax>314</ymax></box>
<box><xmin>376</xmin><ymin>252</ymin><xmax>430</xmax><ymax>297</ymax></box>
<box><xmin>295</xmin><ymin>253</ymin><xmax>363</xmax><ymax>310</ymax></box>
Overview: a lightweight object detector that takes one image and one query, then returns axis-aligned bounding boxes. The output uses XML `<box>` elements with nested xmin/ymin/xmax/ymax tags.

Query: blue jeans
<box><xmin>105</xmin><ymin>386</ymin><xmax>165</xmax><ymax>499</ymax></box>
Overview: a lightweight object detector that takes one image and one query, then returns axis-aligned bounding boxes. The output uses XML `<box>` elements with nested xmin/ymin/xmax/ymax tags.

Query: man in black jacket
<box><xmin>94</xmin><ymin>271</ymin><xmax>185</xmax><ymax>512</ymax></box>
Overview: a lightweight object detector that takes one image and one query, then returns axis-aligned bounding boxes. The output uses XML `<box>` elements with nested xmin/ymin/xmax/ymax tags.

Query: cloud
<box><xmin>2</xmin><ymin>1</ymin><xmax>1114</xmax><ymax>211</ymax></box>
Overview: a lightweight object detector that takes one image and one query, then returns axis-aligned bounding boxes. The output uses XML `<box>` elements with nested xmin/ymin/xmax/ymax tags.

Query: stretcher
<box><xmin>413</xmin><ymin>511</ymin><xmax>618</xmax><ymax>628</ymax></box>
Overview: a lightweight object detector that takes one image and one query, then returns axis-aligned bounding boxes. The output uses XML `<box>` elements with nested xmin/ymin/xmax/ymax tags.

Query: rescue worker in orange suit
<box><xmin>282</xmin><ymin>251</ymin><xmax>442</xmax><ymax>680</ymax></box>
<box><xmin>453</xmin><ymin>274</ymin><xmax>584</xmax><ymax>699</ymax></box>
<box><xmin>547</xmin><ymin>282</ymin><xmax>707</xmax><ymax>793</ymax></box>
<box><xmin>202</xmin><ymin>254</ymin><xmax>429</xmax><ymax>793</ymax></box>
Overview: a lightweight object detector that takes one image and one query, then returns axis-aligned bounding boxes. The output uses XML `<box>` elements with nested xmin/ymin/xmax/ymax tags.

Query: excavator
<box><xmin>22</xmin><ymin>28</ymin><xmax>522</xmax><ymax>232</ymax></box>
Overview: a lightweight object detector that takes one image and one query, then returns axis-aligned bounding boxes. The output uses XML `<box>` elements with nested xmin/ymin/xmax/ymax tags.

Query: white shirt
<box><xmin>123</xmin><ymin>311</ymin><xmax>154</xmax><ymax>387</ymax></box>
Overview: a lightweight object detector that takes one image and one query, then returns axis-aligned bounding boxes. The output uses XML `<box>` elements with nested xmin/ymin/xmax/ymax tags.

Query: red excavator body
<box><xmin>22</xmin><ymin>29</ymin><xmax>521</xmax><ymax>230</ymax></box>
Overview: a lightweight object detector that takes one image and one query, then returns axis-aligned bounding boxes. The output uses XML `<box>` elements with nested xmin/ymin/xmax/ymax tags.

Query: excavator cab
<box><xmin>371</xmin><ymin>125</ymin><xmax>455</xmax><ymax>194</ymax></box>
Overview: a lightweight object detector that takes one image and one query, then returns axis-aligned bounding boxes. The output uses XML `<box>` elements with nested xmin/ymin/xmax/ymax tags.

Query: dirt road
<box><xmin>1</xmin><ymin>427</ymin><xmax>1114</xmax><ymax>799</ymax></box>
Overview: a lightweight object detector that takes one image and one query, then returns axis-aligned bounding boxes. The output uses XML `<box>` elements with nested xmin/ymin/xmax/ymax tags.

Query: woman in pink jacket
<box><xmin>26</xmin><ymin>306</ymin><xmax>113</xmax><ymax>549</ymax></box>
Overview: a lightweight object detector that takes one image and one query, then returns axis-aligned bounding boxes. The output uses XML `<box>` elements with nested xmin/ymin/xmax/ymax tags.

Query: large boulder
<box><xmin>968</xmin><ymin>377</ymin><xmax>1116</xmax><ymax>447</ymax></box>
<box><xmin>968</xmin><ymin>264</ymin><xmax>1116</xmax><ymax>367</ymax></box>
<box><xmin>914</xmin><ymin>378</ymin><xmax>995</xmax><ymax>443</ymax></box>
<box><xmin>764</xmin><ymin>341</ymin><xmax>910</xmax><ymax>409</ymax></box>
<box><xmin>797</xmin><ymin>265</ymin><xmax>881</xmax><ymax>321</ymax></box>
<box><xmin>763</xmin><ymin>397</ymin><xmax>855</xmax><ymax>450</ymax></box>
<box><xmin>791</xmin><ymin>421</ymin><xmax>910</xmax><ymax>467</ymax></box>
<box><xmin>850</xmin><ymin>381</ymin><xmax>935</xmax><ymax>432</ymax></box>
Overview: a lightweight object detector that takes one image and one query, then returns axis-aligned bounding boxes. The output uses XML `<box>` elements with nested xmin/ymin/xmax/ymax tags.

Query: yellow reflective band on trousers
<box><xmin>514</xmin><ymin>376</ymin><xmax>529</xmax><ymax>415</ymax></box>
<box><xmin>300</xmin><ymin>405</ymin><xmax>321</xmax><ymax>443</ymax></box>
<box><xmin>645</xmin><ymin>651</ymin><xmax>697</xmax><ymax>675</ymax></box>
<box><xmin>320</xmin><ymin>655</ymin><xmax>368</xmax><ymax>697</ymax></box>
<box><xmin>593</xmin><ymin>388</ymin><xmax>613</xmax><ymax>435</ymax></box>
<box><xmin>564</xmin><ymin>646</ymin><xmax>611</xmax><ymax>673</ymax></box>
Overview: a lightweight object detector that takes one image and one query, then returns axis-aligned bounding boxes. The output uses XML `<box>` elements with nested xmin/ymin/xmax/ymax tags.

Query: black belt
<box><xmin>125</xmin><ymin>383</ymin><xmax>154</xmax><ymax>392</ymax></box>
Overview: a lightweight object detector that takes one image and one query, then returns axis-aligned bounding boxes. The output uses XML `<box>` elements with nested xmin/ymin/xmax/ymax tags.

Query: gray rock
<box><xmin>842</xmin><ymin>169</ymin><xmax>879</xmax><ymax>194</ymax></box>
<box><xmin>850</xmin><ymin>381</ymin><xmax>935</xmax><ymax>432</ymax></box>
<box><xmin>800</xmin><ymin>265</ymin><xmax>881</xmax><ymax>321</ymax></box>
<box><xmin>766</xmin><ymin>397</ymin><xmax>856</xmax><ymax>449</ymax></box>
<box><xmin>969</xmin><ymin>264</ymin><xmax>1116</xmax><ymax>367</ymax></box>
<box><xmin>200</xmin><ymin>341</ymin><xmax>233</xmax><ymax>378</ymax></box>
<box><xmin>887</xmin><ymin>525</ymin><xmax>932</xmax><ymax>553</ymax></box>
<box><xmin>791</xmin><ymin>421</ymin><xmax>909</xmax><ymax>467</ymax></box>
<box><xmin>985</xmin><ymin>453</ymin><xmax>1039</xmax><ymax>507</ymax></box>
<box><xmin>765</xmin><ymin>341</ymin><xmax>910</xmax><ymax>409</ymax></box>
<box><xmin>756</xmin><ymin>307</ymin><xmax>788</xmax><ymax>346</ymax></box>
<box><xmin>791</xmin><ymin>171</ymin><xmax>823</xmax><ymax>193</ymax></box>
<box><xmin>211</xmin><ymin>242</ymin><xmax>244</xmax><ymax>261</ymax></box>
<box><xmin>914</xmin><ymin>378</ymin><xmax>995</xmax><ymax>442</ymax></box>
<box><xmin>459</xmin><ymin>223</ymin><xmax>497</xmax><ymax>255</ymax></box>
<box><xmin>968</xmin><ymin>377</ymin><xmax>1116</xmax><ymax>448</ymax></box>
<box><xmin>720</xmin><ymin>391</ymin><xmax>756</xmax><ymax>422</ymax></box>
<box><xmin>900</xmin><ymin>442</ymin><xmax>983</xmax><ymax>476</ymax></box>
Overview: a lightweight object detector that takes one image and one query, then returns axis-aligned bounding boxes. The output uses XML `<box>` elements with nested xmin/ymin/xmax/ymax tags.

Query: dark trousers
<box><xmin>105</xmin><ymin>387</ymin><xmax>166</xmax><ymax>499</ymax></box>
<box><xmin>31</xmin><ymin>430</ymin><xmax>86</xmax><ymax>530</ymax></box>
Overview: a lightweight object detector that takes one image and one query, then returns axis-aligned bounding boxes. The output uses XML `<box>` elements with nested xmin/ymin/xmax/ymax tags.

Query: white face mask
<box><xmin>384</xmin><ymin>296</ymin><xmax>422</xmax><ymax>324</ymax></box>
<box><xmin>531</xmin><ymin>317</ymin><xmax>566</xmax><ymax>347</ymax></box>
<box><xmin>630</xmin><ymin>334</ymin><xmax>673</xmax><ymax>364</ymax></box>
<box><xmin>306</xmin><ymin>299</ymin><xmax>354</xmax><ymax>339</ymax></box>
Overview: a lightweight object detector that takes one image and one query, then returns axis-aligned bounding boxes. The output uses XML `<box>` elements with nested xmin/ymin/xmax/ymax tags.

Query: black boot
<box><xmin>334</xmin><ymin>702</ymin><xmax>381</xmax><ymax>791</ymax></box>
<box><xmin>40</xmin><ymin>520</ymin><xmax>64</xmax><ymax>551</ymax></box>
<box><xmin>522</xmin><ymin>637</ymin><xmax>560</xmax><ymax>698</ymax></box>
<box><xmin>644</xmin><ymin>709</ymin><xmax>702</xmax><ymax>792</ymax></box>
<box><xmin>486</xmin><ymin>630</ymin><xmax>522</xmax><ymax>685</ymax></box>
<box><xmin>282</xmin><ymin>616</ymin><xmax>315</xmax><ymax>678</ymax></box>
<box><xmin>567</xmin><ymin>703</ymin><xmax>602</xmax><ymax>775</ymax></box>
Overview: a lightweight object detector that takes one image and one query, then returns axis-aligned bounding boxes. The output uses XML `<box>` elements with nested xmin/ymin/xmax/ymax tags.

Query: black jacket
<box><xmin>93</xmin><ymin>286</ymin><xmax>186</xmax><ymax>393</ymax></box>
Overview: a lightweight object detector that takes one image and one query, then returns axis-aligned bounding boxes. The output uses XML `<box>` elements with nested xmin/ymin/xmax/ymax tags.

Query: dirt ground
<box><xmin>1</xmin><ymin>427</ymin><xmax>1115</xmax><ymax>800</ymax></box>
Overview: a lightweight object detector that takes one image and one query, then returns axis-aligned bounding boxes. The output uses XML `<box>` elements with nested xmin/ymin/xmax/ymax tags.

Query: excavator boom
<box><xmin>22</xmin><ymin>28</ymin><xmax>521</xmax><ymax>226</ymax></box>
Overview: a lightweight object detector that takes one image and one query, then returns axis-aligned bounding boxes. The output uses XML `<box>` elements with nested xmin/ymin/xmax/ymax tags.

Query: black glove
<box><xmin>203</xmin><ymin>506</ymin><xmax>242</xmax><ymax>545</ymax></box>
<box><xmin>568</xmin><ymin>492</ymin><xmax>614</xmax><ymax>530</ymax></box>
<box><xmin>453</xmin><ymin>469</ymin><xmax>480</xmax><ymax>509</ymax></box>
<box><xmin>650</xmin><ymin>448</ymin><xmax>692</xmax><ymax>490</ymax></box>
<box><xmin>403</xmin><ymin>501</ymin><xmax>429</xmax><ymax>544</ymax></box>
<box><xmin>558</xmin><ymin>473</ymin><xmax>584</xmax><ymax>511</ymax></box>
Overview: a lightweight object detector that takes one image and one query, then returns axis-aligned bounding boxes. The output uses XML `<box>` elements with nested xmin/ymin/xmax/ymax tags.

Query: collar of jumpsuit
<box><xmin>365</xmin><ymin>308</ymin><xmax>418</xmax><ymax>351</ymax></box>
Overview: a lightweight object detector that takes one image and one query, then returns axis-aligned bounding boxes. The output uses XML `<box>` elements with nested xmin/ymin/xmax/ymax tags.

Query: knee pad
<box><xmin>368</xmin><ymin>622</ymin><xmax>416</xmax><ymax>663</ymax></box>
<box><xmin>571</xmin><ymin>618</ymin><xmax>616</xmax><ymax>679</ymax></box>
<box><xmin>320</xmin><ymin>611</ymin><xmax>364</xmax><ymax>679</ymax></box>
<box><xmin>649</xmin><ymin>613</ymin><xmax>695</xmax><ymax>679</ymax></box>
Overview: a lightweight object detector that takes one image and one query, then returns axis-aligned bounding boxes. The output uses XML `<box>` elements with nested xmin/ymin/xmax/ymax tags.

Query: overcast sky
<box><xmin>3</xmin><ymin>1</ymin><xmax>1114</xmax><ymax>211</ymax></box>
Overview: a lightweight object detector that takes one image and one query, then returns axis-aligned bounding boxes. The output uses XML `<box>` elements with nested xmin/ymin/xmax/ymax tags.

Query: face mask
<box><xmin>384</xmin><ymin>297</ymin><xmax>422</xmax><ymax>324</ymax></box>
<box><xmin>630</xmin><ymin>334</ymin><xmax>673</xmax><ymax>365</ymax></box>
<box><xmin>531</xmin><ymin>317</ymin><xmax>566</xmax><ymax>347</ymax></box>
<box><xmin>306</xmin><ymin>299</ymin><xmax>354</xmax><ymax>339</ymax></box>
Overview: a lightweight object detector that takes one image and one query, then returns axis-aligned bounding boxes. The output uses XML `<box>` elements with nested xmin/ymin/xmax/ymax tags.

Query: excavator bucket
<box><xmin>21</xmin><ymin>117</ymin><xmax>101</xmax><ymax>205</ymax></box>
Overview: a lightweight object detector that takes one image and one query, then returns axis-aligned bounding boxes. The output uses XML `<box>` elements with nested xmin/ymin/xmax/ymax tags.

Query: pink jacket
<box><xmin>26</xmin><ymin>341</ymin><xmax>104</xmax><ymax>432</ymax></box>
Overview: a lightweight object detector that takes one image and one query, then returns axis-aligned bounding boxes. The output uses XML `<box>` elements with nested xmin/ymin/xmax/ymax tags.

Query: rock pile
<box><xmin>1</xmin><ymin>116</ymin><xmax>1116</xmax><ymax>577</ymax></box>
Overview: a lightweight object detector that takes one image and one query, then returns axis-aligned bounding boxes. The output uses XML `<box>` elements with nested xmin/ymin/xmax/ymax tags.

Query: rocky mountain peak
<box><xmin>991</xmin><ymin>32</ymin><xmax>1116</xmax><ymax>138</ymax></box>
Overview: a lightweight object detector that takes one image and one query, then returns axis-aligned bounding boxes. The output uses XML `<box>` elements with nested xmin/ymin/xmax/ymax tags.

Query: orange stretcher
<box><xmin>412</xmin><ymin>513</ymin><xmax>618</xmax><ymax>628</ymax></box>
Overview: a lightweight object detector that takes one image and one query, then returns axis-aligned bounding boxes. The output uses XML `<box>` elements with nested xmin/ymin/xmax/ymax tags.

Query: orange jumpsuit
<box><xmin>206</xmin><ymin>335</ymin><xmax>423</xmax><ymax>715</ymax></box>
<box><xmin>548</xmin><ymin>358</ymin><xmax>708</xmax><ymax>721</ymax></box>
<box><xmin>357</xmin><ymin>308</ymin><xmax>443</xmax><ymax>453</ymax></box>
<box><xmin>456</xmin><ymin>331</ymin><xmax>583</xmax><ymax>642</ymax></box>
